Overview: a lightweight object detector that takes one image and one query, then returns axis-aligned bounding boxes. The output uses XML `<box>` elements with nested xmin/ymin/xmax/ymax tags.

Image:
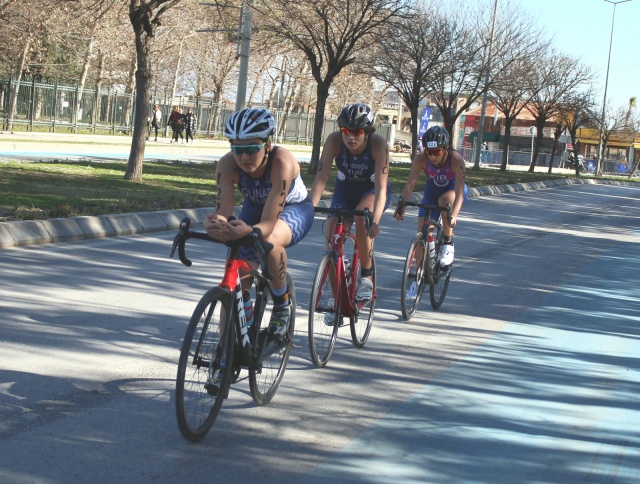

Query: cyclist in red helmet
<box><xmin>395</xmin><ymin>125</ymin><xmax>467</xmax><ymax>267</ymax></box>
<box><xmin>310</xmin><ymin>102</ymin><xmax>391</xmax><ymax>301</ymax></box>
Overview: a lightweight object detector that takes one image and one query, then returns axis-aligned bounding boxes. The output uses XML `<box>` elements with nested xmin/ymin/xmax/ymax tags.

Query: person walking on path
<box><xmin>169</xmin><ymin>106</ymin><xmax>186</xmax><ymax>144</ymax></box>
<box><xmin>147</xmin><ymin>104</ymin><xmax>162</xmax><ymax>141</ymax></box>
<box><xmin>185</xmin><ymin>108</ymin><xmax>197</xmax><ymax>145</ymax></box>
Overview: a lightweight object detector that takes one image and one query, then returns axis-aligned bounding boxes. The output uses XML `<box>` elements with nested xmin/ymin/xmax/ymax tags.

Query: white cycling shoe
<box><xmin>439</xmin><ymin>243</ymin><xmax>454</xmax><ymax>266</ymax></box>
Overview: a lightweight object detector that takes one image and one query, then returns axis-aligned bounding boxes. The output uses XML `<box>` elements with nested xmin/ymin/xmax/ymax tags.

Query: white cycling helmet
<box><xmin>224</xmin><ymin>108</ymin><xmax>276</xmax><ymax>140</ymax></box>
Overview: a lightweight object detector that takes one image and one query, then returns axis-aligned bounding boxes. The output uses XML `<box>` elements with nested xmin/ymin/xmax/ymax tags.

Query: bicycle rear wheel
<box><xmin>308</xmin><ymin>253</ymin><xmax>340</xmax><ymax>367</ymax></box>
<box><xmin>175</xmin><ymin>287</ymin><xmax>235</xmax><ymax>442</ymax></box>
<box><xmin>400</xmin><ymin>232</ymin><xmax>425</xmax><ymax>321</ymax></box>
<box><xmin>249</xmin><ymin>273</ymin><xmax>296</xmax><ymax>405</ymax></box>
<box><xmin>430</xmin><ymin>261</ymin><xmax>452</xmax><ymax>309</ymax></box>
<box><xmin>351</xmin><ymin>253</ymin><xmax>375</xmax><ymax>347</ymax></box>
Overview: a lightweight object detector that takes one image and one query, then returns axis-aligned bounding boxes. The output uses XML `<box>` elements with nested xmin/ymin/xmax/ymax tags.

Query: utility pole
<box><xmin>473</xmin><ymin>0</ymin><xmax>498</xmax><ymax>170</ymax></box>
<box><xmin>235</xmin><ymin>0</ymin><xmax>253</xmax><ymax>111</ymax></box>
<box><xmin>596</xmin><ymin>0</ymin><xmax>632</xmax><ymax>175</ymax></box>
<box><xmin>199</xmin><ymin>1</ymin><xmax>253</xmax><ymax>111</ymax></box>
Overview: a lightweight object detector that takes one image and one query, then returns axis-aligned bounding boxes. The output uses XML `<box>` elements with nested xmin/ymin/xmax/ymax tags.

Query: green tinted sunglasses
<box><xmin>231</xmin><ymin>142</ymin><xmax>266</xmax><ymax>155</ymax></box>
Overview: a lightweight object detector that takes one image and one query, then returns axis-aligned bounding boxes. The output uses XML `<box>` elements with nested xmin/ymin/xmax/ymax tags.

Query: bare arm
<box><xmin>450</xmin><ymin>151</ymin><xmax>466</xmax><ymax>226</ymax></box>
<box><xmin>204</xmin><ymin>154</ymin><xmax>238</xmax><ymax>239</ymax></box>
<box><xmin>368</xmin><ymin>134</ymin><xmax>390</xmax><ymax>237</ymax></box>
<box><xmin>395</xmin><ymin>152</ymin><xmax>427</xmax><ymax>220</ymax></box>
<box><xmin>255</xmin><ymin>149</ymin><xmax>297</xmax><ymax>238</ymax></box>
<box><xmin>309</xmin><ymin>132</ymin><xmax>341</xmax><ymax>206</ymax></box>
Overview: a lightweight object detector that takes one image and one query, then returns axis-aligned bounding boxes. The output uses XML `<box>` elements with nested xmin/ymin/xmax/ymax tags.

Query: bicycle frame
<box><xmin>315</xmin><ymin>207</ymin><xmax>374</xmax><ymax>318</ymax></box>
<box><xmin>171</xmin><ymin>217</ymin><xmax>276</xmax><ymax>369</ymax></box>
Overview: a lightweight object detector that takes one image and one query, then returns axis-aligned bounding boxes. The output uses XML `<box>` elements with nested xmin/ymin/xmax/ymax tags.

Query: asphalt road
<box><xmin>1</xmin><ymin>183</ymin><xmax>639</xmax><ymax>483</ymax></box>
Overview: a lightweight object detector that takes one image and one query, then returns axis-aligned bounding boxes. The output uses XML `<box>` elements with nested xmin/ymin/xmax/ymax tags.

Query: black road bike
<box><xmin>395</xmin><ymin>199</ymin><xmax>453</xmax><ymax>320</ymax></box>
<box><xmin>171</xmin><ymin>217</ymin><xmax>296</xmax><ymax>442</ymax></box>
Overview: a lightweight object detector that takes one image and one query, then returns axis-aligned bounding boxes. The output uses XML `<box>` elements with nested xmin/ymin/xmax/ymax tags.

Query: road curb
<box><xmin>0</xmin><ymin>177</ymin><xmax>637</xmax><ymax>249</ymax></box>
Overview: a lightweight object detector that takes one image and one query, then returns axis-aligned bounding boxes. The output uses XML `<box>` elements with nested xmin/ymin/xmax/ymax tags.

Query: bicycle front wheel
<box><xmin>249</xmin><ymin>273</ymin><xmax>296</xmax><ymax>405</ymax></box>
<box><xmin>430</xmin><ymin>263</ymin><xmax>452</xmax><ymax>309</ymax></box>
<box><xmin>308</xmin><ymin>253</ymin><xmax>340</xmax><ymax>367</ymax></box>
<box><xmin>175</xmin><ymin>287</ymin><xmax>235</xmax><ymax>442</ymax></box>
<box><xmin>400</xmin><ymin>232</ymin><xmax>425</xmax><ymax>321</ymax></box>
<box><xmin>351</xmin><ymin>253</ymin><xmax>375</xmax><ymax>347</ymax></box>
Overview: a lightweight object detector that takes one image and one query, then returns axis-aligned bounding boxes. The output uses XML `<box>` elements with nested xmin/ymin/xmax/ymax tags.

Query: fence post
<box><xmin>29</xmin><ymin>77</ymin><xmax>37</xmax><ymax>131</ymax></box>
<box><xmin>53</xmin><ymin>81</ymin><xmax>59</xmax><ymax>133</ymax></box>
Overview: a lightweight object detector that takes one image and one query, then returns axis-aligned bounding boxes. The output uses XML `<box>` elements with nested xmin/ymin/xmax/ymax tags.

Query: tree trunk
<box><xmin>75</xmin><ymin>33</ymin><xmax>95</xmax><ymax>129</ymax></box>
<box><xmin>527</xmin><ymin>121</ymin><xmax>546</xmax><ymax>172</ymax></box>
<box><xmin>8</xmin><ymin>38</ymin><xmax>31</xmax><ymax>130</ymax></box>
<box><xmin>548</xmin><ymin>126</ymin><xmax>561</xmax><ymax>174</ymax></box>
<box><xmin>409</xmin><ymin>103</ymin><xmax>419</xmax><ymax>160</ymax></box>
<box><xmin>123</xmin><ymin>56</ymin><xmax>137</xmax><ymax>129</ymax></box>
<box><xmin>308</xmin><ymin>82</ymin><xmax>330</xmax><ymax>174</ymax></box>
<box><xmin>125</xmin><ymin>1</ymin><xmax>153</xmax><ymax>182</ymax></box>
<box><xmin>501</xmin><ymin>117</ymin><xmax>515</xmax><ymax>171</ymax></box>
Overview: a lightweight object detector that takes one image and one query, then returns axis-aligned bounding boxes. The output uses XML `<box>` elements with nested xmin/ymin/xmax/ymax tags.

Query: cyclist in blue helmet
<box><xmin>205</xmin><ymin>107</ymin><xmax>315</xmax><ymax>338</ymax></box>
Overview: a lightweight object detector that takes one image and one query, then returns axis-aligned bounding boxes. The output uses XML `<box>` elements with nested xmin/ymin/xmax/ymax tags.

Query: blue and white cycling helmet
<box><xmin>224</xmin><ymin>108</ymin><xmax>275</xmax><ymax>140</ymax></box>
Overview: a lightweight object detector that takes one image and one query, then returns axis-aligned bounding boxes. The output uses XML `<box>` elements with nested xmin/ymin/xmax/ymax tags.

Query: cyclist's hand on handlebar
<box><xmin>204</xmin><ymin>213</ymin><xmax>250</xmax><ymax>242</ymax></box>
<box><xmin>368</xmin><ymin>221</ymin><xmax>381</xmax><ymax>238</ymax></box>
<box><xmin>449</xmin><ymin>215</ymin><xmax>457</xmax><ymax>227</ymax></box>
<box><xmin>226</xmin><ymin>218</ymin><xmax>253</xmax><ymax>240</ymax></box>
<box><xmin>393</xmin><ymin>196</ymin><xmax>405</xmax><ymax>221</ymax></box>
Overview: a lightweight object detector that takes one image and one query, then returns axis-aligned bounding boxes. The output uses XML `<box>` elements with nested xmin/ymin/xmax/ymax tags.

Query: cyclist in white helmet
<box><xmin>310</xmin><ymin>103</ymin><xmax>391</xmax><ymax>301</ymax></box>
<box><xmin>204</xmin><ymin>107</ymin><xmax>314</xmax><ymax>338</ymax></box>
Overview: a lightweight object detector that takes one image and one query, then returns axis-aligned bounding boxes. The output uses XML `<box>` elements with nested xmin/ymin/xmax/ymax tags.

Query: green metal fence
<box><xmin>1</xmin><ymin>77</ymin><xmax>392</xmax><ymax>145</ymax></box>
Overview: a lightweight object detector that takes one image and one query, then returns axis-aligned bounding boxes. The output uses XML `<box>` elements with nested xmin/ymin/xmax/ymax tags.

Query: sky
<box><xmin>510</xmin><ymin>0</ymin><xmax>639</xmax><ymax>111</ymax></box>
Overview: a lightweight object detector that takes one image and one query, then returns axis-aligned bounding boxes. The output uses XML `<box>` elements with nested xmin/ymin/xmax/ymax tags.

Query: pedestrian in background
<box><xmin>185</xmin><ymin>108</ymin><xmax>197</xmax><ymax>145</ymax></box>
<box><xmin>169</xmin><ymin>106</ymin><xmax>186</xmax><ymax>144</ymax></box>
<box><xmin>148</xmin><ymin>104</ymin><xmax>162</xmax><ymax>141</ymax></box>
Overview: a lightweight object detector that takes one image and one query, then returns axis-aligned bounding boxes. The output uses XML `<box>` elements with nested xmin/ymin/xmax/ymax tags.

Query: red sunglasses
<box><xmin>341</xmin><ymin>127</ymin><xmax>365</xmax><ymax>137</ymax></box>
<box><xmin>426</xmin><ymin>148</ymin><xmax>444</xmax><ymax>157</ymax></box>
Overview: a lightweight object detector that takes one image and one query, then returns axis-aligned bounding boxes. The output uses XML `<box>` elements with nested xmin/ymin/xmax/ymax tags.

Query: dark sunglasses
<box><xmin>231</xmin><ymin>142</ymin><xmax>265</xmax><ymax>155</ymax></box>
<box><xmin>341</xmin><ymin>127</ymin><xmax>365</xmax><ymax>137</ymax></box>
<box><xmin>426</xmin><ymin>148</ymin><xmax>444</xmax><ymax>157</ymax></box>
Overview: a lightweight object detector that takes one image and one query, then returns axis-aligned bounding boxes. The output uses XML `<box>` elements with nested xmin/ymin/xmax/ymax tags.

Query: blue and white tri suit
<box><xmin>236</xmin><ymin>146</ymin><xmax>314</xmax><ymax>261</ymax></box>
<box><xmin>329</xmin><ymin>136</ymin><xmax>391</xmax><ymax>214</ymax></box>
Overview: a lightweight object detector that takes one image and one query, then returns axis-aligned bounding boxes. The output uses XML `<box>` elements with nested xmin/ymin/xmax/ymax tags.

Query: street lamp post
<box><xmin>596</xmin><ymin>0</ymin><xmax>632</xmax><ymax>175</ymax></box>
<box><xmin>473</xmin><ymin>0</ymin><xmax>498</xmax><ymax>170</ymax></box>
<box><xmin>530</xmin><ymin>126</ymin><xmax>537</xmax><ymax>166</ymax></box>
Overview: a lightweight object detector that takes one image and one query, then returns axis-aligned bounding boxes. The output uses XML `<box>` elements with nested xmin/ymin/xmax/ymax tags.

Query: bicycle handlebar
<box><xmin>314</xmin><ymin>206</ymin><xmax>375</xmax><ymax>230</ymax></box>
<box><xmin>395</xmin><ymin>197</ymin><xmax>452</xmax><ymax>225</ymax></box>
<box><xmin>170</xmin><ymin>217</ymin><xmax>275</xmax><ymax>280</ymax></box>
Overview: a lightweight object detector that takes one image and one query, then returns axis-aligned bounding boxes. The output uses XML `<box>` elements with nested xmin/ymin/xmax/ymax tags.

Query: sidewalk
<box><xmin>0</xmin><ymin>130</ymin><xmax>314</xmax><ymax>161</ymax></box>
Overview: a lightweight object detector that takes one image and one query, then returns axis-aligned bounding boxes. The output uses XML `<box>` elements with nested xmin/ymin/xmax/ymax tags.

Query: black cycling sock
<box><xmin>272</xmin><ymin>290</ymin><xmax>290</xmax><ymax>308</ymax></box>
<box><xmin>361</xmin><ymin>267</ymin><xmax>373</xmax><ymax>278</ymax></box>
<box><xmin>444</xmin><ymin>235</ymin><xmax>454</xmax><ymax>245</ymax></box>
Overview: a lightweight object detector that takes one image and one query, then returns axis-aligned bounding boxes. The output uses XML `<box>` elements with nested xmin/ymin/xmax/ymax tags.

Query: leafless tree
<box><xmin>253</xmin><ymin>0</ymin><xmax>406</xmax><ymax>173</ymax></box>
<box><xmin>526</xmin><ymin>51</ymin><xmax>593</xmax><ymax>172</ymax></box>
<box><xmin>367</xmin><ymin>1</ymin><xmax>449</xmax><ymax>159</ymax></box>
<box><xmin>597</xmin><ymin>103</ymin><xmax>631</xmax><ymax>171</ymax></box>
<box><xmin>492</xmin><ymin>58</ymin><xmax>541</xmax><ymax>171</ymax></box>
<box><xmin>554</xmin><ymin>89</ymin><xmax>597</xmax><ymax>175</ymax></box>
<box><xmin>125</xmin><ymin>0</ymin><xmax>184</xmax><ymax>181</ymax></box>
<box><xmin>430</xmin><ymin>1</ymin><xmax>540</xmax><ymax>143</ymax></box>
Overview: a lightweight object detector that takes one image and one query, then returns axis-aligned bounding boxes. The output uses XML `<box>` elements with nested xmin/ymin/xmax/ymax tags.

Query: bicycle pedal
<box><xmin>286</xmin><ymin>336</ymin><xmax>301</xmax><ymax>348</ymax></box>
